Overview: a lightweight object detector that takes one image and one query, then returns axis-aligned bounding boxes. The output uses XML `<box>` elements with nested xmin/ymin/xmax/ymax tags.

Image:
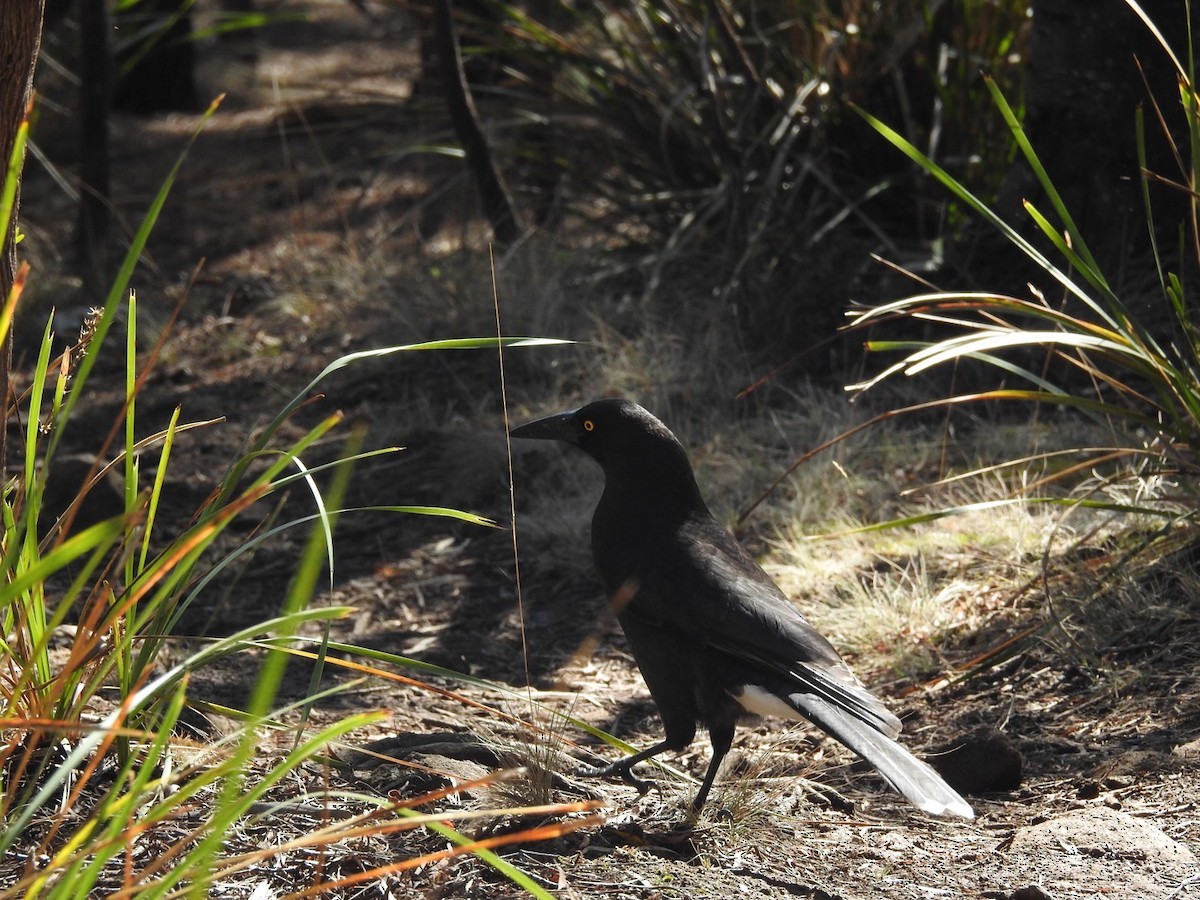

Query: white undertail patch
<box><xmin>733</xmin><ymin>684</ymin><xmax>806</xmax><ymax>721</ymax></box>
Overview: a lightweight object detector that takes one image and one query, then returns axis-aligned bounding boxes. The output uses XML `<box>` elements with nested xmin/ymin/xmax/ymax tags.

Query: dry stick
<box><xmin>702</xmin><ymin>0</ymin><xmax>764</xmax><ymax>93</ymax></box>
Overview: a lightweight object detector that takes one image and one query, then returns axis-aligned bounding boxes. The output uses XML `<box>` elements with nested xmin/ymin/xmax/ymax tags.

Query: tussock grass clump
<box><xmin>814</xmin><ymin>1</ymin><xmax>1200</xmax><ymax>679</ymax></box>
<box><xmin>440</xmin><ymin>0</ymin><xmax>1030</xmax><ymax>358</ymax></box>
<box><xmin>743</xmin><ymin>393</ymin><xmax>1067</xmax><ymax>674</ymax></box>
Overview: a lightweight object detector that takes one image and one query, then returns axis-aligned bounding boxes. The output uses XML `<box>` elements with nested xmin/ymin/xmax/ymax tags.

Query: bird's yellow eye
<box><xmin>583</xmin><ymin>419</ymin><xmax>595</xmax><ymax>432</ymax></box>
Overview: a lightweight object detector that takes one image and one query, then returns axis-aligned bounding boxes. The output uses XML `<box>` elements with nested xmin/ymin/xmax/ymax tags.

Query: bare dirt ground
<box><xmin>14</xmin><ymin>3</ymin><xmax>1200</xmax><ymax>897</ymax></box>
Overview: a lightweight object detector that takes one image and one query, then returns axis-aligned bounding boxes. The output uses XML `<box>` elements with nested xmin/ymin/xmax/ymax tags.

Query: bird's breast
<box><xmin>590</xmin><ymin>490</ymin><xmax>683</xmax><ymax>594</ymax></box>
<box><xmin>591</xmin><ymin>502</ymin><xmax>647</xmax><ymax>595</ymax></box>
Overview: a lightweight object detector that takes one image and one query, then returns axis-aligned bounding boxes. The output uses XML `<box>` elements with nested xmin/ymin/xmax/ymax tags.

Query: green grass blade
<box><xmin>414</xmin><ymin>815</ymin><xmax>557</xmax><ymax>900</ymax></box>
<box><xmin>266</xmin><ymin>639</ymin><xmax>653</xmax><ymax>763</ymax></box>
<box><xmin>0</xmin><ymin>606</ymin><xmax>354</xmax><ymax>857</ymax></box>
<box><xmin>244</xmin><ymin>337</ymin><xmax>571</xmax><ymax>462</ymax></box>
<box><xmin>138</xmin><ymin>408</ymin><xmax>181</xmax><ymax>571</ymax></box>
<box><xmin>0</xmin><ymin>516</ymin><xmax>126</xmax><ymax>609</ymax></box>
<box><xmin>983</xmin><ymin>76</ymin><xmax>1109</xmax><ymax>288</ymax></box>
<box><xmin>0</xmin><ymin>103</ymin><xmax>29</xmax><ymax>259</ymax></box>
<box><xmin>173</xmin><ymin>503</ymin><xmax>495</xmax><ymax>637</ymax></box>
<box><xmin>136</xmin><ymin>711</ymin><xmax>381</xmax><ymax>898</ymax></box>
<box><xmin>1125</xmin><ymin>0</ymin><xmax>1188</xmax><ymax>78</ymax></box>
<box><xmin>22</xmin><ymin>314</ymin><xmax>55</xmax><ymax>496</ymax></box>
<box><xmin>856</xmin><ymin>105</ymin><xmax>1123</xmax><ymax>332</ymax></box>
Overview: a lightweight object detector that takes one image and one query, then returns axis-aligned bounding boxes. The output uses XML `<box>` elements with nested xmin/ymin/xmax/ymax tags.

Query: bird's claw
<box><xmin>619</xmin><ymin>769</ymin><xmax>654</xmax><ymax>794</ymax></box>
<box><xmin>577</xmin><ymin>762</ymin><xmax>654</xmax><ymax>795</ymax></box>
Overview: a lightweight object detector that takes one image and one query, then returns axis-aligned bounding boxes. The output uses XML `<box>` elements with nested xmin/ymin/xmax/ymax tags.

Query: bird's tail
<box><xmin>791</xmin><ymin>693</ymin><xmax>974</xmax><ymax>819</ymax></box>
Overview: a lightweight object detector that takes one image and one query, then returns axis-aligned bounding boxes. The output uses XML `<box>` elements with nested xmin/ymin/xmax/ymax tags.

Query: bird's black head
<box><xmin>511</xmin><ymin>398</ymin><xmax>700</xmax><ymax>495</ymax></box>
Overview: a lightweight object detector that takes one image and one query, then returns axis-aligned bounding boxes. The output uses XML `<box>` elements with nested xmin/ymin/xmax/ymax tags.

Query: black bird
<box><xmin>511</xmin><ymin>398</ymin><xmax>973</xmax><ymax>818</ymax></box>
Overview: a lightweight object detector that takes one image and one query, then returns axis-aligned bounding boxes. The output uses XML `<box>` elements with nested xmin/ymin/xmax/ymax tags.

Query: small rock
<box><xmin>1010</xmin><ymin>806</ymin><xmax>1195</xmax><ymax>870</ymax></box>
<box><xmin>1172</xmin><ymin>736</ymin><xmax>1200</xmax><ymax>759</ymax></box>
<box><xmin>1009</xmin><ymin>887</ymin><xmax>1052</xmax><ymax>900</ymax></box>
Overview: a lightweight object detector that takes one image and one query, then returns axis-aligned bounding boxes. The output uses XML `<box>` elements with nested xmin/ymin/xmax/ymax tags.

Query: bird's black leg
<box><xmin>579</xmin><ymin>739</ymin><xmax>675</xmax><ymax>794</ymax></box>
<box><xmin>689</xmin><ymin>723</ymin><xmax>735</xmax><ymax>815</ymax></box>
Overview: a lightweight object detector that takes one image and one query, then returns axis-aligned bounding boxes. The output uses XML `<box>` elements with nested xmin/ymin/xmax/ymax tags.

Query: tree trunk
<box><xmin>0</xmin><ymin>2</ymin><xmax>48</xmax><ymax>486</ymax></box>
<box><xmin>78</xmin><ymin>0</ymin><xmax>111</xmax><ymax>292</ymax></box>
<box><xmin>432</xmin><ymin>0</ymin><xmax>524</xmax><ymax>245</ymax></box>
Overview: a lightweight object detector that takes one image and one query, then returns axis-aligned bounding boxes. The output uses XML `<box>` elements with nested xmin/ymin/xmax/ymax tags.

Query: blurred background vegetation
<box><xmin>20</xmin><ymin>1</ymin><xmax>1196</xmax><ymax>382</ymax></box>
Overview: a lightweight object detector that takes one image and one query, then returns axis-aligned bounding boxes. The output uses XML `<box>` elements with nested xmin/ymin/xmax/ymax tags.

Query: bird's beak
<box><xmin>509</xmin><ymin>409</ymin><xmax>579</xmax><ymax>443</ymax></box>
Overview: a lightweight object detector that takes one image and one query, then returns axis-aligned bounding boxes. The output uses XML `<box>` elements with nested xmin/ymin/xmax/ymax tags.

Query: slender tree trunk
<box><xmin>0</xmin><ymin>3</ymin><xmax>48</xmax><ymax>487</ymax></box>
<box><xmin>78</xmin><ymin>0</ymin><xmax>111</xmax><ymax>292</ymax></box>
<box><xmin>433</xmin><ymin>0</ymin><xmax>524</xmax><ymax>245</ymax></box>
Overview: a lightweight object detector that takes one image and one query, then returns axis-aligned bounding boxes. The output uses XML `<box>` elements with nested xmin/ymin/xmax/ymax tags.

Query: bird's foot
<box><xmin>577</xmin><ymin>762</ymin><xmax>654</xmax><ymax>795</ymax></box>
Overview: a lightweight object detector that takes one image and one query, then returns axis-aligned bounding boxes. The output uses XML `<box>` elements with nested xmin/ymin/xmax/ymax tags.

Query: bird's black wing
<box><xmin>629</xmin><ymin>513</ymin><xmax>903</xmax><ymax>738</ymax></box>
